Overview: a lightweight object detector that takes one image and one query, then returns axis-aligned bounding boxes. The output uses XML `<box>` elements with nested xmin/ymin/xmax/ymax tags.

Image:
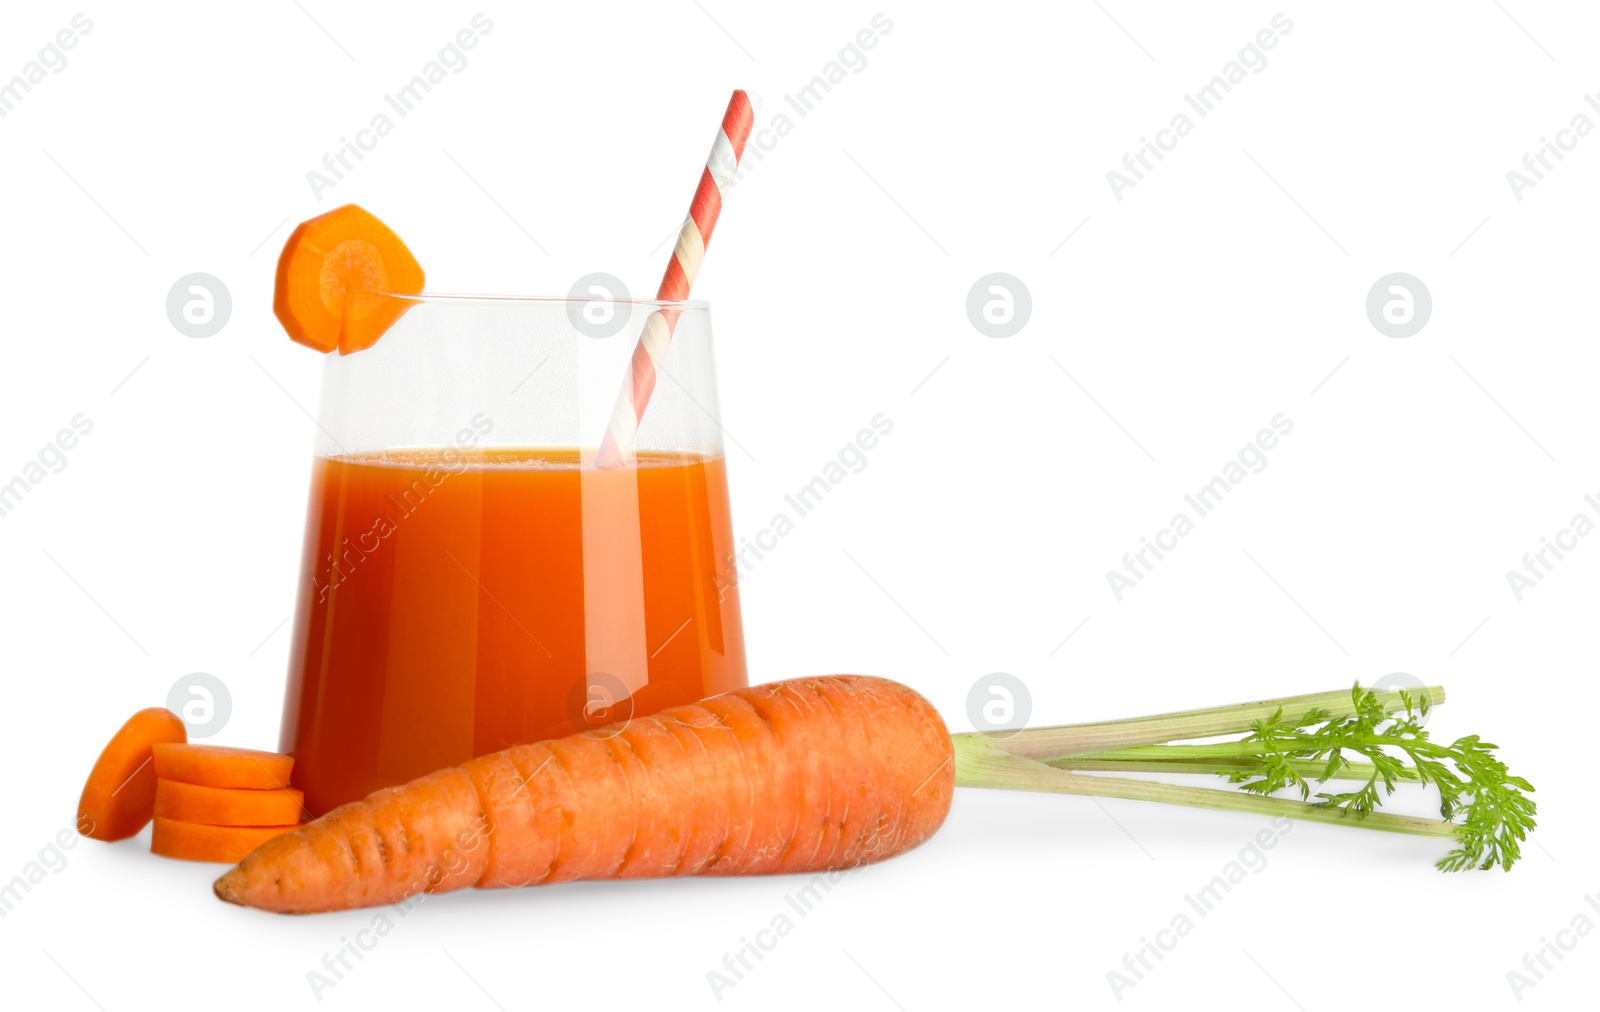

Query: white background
<box><xmin>1</xmin><ymin>2</ymin><xmax>1596</xmax><ymax>1009</ymax></box>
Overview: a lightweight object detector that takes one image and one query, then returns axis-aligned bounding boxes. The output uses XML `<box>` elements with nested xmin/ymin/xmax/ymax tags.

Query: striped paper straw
<box><xmin>595</xmin><ymin>90</ymin><xmax>754</xmax><ymax>467</ymax></box>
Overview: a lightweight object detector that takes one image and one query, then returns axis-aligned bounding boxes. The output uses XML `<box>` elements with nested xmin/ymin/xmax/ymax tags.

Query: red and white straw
<box><xmin>595</xmin><ymin>90</ymin><xmax>754</xmax><ymax>467</ymax></box>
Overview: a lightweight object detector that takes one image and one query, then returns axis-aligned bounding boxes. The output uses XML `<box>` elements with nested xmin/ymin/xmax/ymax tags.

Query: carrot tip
<box><xmin>213</xmin><ymin>871</ymin><xmax>245</xmax><ymax>906</ymax></box>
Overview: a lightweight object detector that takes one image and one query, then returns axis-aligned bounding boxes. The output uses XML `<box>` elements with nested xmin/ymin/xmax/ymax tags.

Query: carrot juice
<box><xmin>279</xmin><ymin>448</ymin><xmax>747</xmax><ymax>816</ymax></box>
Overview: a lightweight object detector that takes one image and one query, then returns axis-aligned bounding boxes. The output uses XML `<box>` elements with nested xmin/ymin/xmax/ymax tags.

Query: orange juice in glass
<box><xmin>279</xmin><ymin>296</ymin><xmax>747</xmax><ymax>816</ymax></box>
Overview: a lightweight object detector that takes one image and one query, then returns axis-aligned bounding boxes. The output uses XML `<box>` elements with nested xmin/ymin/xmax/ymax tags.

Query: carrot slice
<box><xmin>154</xmin><ymin>779</ymin><xmax>306</xmax><ymax>827</ymax></box>
<box><xmin>78</xmin><ymin>708</ymin><xmax>187</xmax><ymax>842</ymax></box>
<box><xmin>151</xmin><ymin>744</ymin><xmax>294</xmax><ymax>790</ymax></box>
<box><xmin>152</xmin><ymin>818</ymin><xmax>304</xmax><ymax>864</ymax></box>
<box><xmin>273</xmin><ymin>204</ymin><xmax>424</xmax><ymax>355</ymax></box>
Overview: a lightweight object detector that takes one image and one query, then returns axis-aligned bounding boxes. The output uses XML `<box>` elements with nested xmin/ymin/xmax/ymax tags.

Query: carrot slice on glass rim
<box><xmin>273</xmin><ymin>204</ymin><xmax>424</xmax><ymax>355</ymax></box>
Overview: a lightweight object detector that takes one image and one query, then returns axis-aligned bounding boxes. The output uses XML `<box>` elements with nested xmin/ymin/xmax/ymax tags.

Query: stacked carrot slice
<box><xmin>149</xmin><ymin>745</ymin><xmax>305</xmax><ymax>863</ymax></box>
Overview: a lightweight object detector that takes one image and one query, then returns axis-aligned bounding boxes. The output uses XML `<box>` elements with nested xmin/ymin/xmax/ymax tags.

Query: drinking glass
<box><xmin>278</xmin><ymin>295</ymin><xmax>747</xmax><ymax>816</ymax></box>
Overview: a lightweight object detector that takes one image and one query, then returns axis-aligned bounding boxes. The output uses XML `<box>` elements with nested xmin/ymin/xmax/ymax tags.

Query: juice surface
<box><xmin>279</xmin><ymin>448</ymin><xmax>747</xmax><ymax>815</ymax></box>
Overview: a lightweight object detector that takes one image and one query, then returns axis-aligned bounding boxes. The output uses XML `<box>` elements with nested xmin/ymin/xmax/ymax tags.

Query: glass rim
<box><xmin>378</xmin><ymin>291</ymin><xmax>711</xmax><ymax>311</ymax></box>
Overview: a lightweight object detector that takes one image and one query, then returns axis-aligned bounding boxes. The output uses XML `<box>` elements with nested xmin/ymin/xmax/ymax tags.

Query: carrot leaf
<box><xmin>959</xmin><ymin>683</ymin><xmax>1537</xmax><ymax>873</ymax></box>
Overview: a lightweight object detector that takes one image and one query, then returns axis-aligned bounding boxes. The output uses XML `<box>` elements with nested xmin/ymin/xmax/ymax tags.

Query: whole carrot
<box><xmin>216</xmin><ymin>677</ymin><xmax>1535</xmax><ymax>913</ymax></box>
<box><xmin>215</xmin><ymin>676</ymin><xmax>954</xmax><ymax>913</ymax></box>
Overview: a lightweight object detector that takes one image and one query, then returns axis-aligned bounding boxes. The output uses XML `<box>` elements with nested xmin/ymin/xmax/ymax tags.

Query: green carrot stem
<box><xmin>953</xmin><ymin>736</ymin><xmax>1458</xmax><ymax>839</ymax></box>
<box><xmin>955</xmin><ymin>686</ymin><xmax>1444</xmax><ymax>762</ymax></box>
<box><xmin>1047</xmin><ymin>755</ymin><xmax>1405</xmax><ymax>782</ymax></box>
<box><xmin>1087</xmin><ymin>737</ymin><xmax>1449</xmax><ymax>763</ymax></box>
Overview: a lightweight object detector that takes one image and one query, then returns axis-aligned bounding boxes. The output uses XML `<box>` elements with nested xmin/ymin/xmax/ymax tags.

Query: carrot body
<box><xmin>78</xmin><ymin>708</ymin><xmax>187</xmax><ymax>842</ymax></box>
<box><xmin>151</xmin><ymin>744</ymin><xmax>293</xmax><ymax>790</ymax></box>
<box><xmin>153</xmin><ymin>819</ymin><xmax>305</xmax><ymax>864</ymax></box>
<box><xmin>215</xmin><ymin>676</ymin><xmax>955</xmax><ymax>913</ymax></box>
<box><xmin>273</xmin><ymin>204</ymin><xmax>423</xmax><ymax>355</ymax></box>
<box><xmin>154</xmin><ymin>779</ymin><xmax>306</xmax><ymax>827</ymax></box>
